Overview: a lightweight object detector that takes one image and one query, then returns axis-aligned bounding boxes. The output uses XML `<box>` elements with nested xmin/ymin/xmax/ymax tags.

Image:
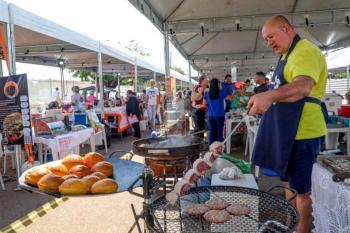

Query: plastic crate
<box><xmin>74</xmin><ymin>114</ymin><xmax>87</xmax><ymax>126</ymax></box>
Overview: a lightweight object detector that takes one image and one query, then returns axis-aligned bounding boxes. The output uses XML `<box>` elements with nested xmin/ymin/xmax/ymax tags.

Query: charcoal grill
<box><xmin>150</xmin><ymin>186</ymin><xmax>299</xmax><ymax>233</ymax></box>
<box><xmin>132</xmin><ymin>135</ymin><xmax>207</xmax><ymax>182</ymax></box>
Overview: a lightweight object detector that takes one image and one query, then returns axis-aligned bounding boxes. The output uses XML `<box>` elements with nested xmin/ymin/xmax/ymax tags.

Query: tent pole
<box><xmin>134</xmin><ymin>59</ymin><xmax>138</xmax><ymax>92</ymax></box>
<box><xmin>49</xmin><ymin>78</ymin><xmax>52</xmax><ymax>98</ymax></box>
<box><xmin>60</xmin><ymin>67</ymin><xmax>65</xmax><ymax>100</ymax></box>
<box><xmin>98</xmin><ymin>43</ymin><xmax>104</xmax><ymax>112</ymax></box>
<box><xmin>188</xmin><ymin>60</ymin><xmax>192</xmax><ymax>89</ymax></box>
<box><xmin>6</xmin><ymin>22</ymin><xmax>16</xmax><ymax>75</ymax></box>
<box><xmin>347</xmin><ymin>65</ymin><xmax>349</xmax><ymax>90</ymax></box>
<box><xmin>163</xmin><ymin>26</ymin><xmax>170</xmax><ymax>79</ymax></box>
<box><xmin>117</xmin><ymin>73</ymin><xmax>120</xmax><ymax>97</ymax></box>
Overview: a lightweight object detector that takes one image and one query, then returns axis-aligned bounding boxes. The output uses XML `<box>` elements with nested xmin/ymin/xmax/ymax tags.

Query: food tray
<box><xmin>18</xmin><ymin>157</ymin><xmax>144</xmax><ymax>197</ymax></box>
<box><xmin>317</xmin><ymin>155</ymin><xmax>350</xmax><ymax>183</ymax></box>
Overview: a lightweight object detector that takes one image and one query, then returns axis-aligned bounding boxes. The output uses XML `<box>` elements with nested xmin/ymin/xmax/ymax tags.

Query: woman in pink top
<box><xmin>86</xmin><ymin>90</ymin><xmax>96</xmax><ymax>109</ymax></box>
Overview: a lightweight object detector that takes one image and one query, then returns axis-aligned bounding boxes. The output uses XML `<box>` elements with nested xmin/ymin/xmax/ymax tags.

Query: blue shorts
<box><xmin>280</xmin><ymin>137</ymin><xmax>322</xmax><ymax>194</ymax></box>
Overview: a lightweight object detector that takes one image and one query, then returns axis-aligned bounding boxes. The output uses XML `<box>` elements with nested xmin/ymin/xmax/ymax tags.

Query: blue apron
<box><xmin>252</xmin><ymin>35</ymin><xmax>321</xmax><ymax>178</ymax></box>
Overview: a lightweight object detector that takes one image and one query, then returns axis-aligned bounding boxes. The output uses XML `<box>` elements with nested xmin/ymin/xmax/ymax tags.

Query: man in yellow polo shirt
<box><xmin>248</xmin><ymin>16</ymin><xmax>327</xmax><ymax>233</ymax></box>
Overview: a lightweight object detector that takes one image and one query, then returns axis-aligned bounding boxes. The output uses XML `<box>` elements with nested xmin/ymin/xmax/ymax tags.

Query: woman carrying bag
<box><xmin>126</xmin><ymin>90</ymin><xmax>141</xmax><ymax>138</ymax></box>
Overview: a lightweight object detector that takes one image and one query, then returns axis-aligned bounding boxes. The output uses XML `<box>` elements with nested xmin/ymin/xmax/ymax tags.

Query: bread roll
<box><xmin>25</xmin><ymin>167</ymin><xmax>51</xmax><ymax>186</ymax></box>
<box><xmin>90</xmin><ymin>172</ymin><xmax>107</xmax><ymax>179</ymax></box>
<box><xmin>62</xmin><ymin>154</ymin><xmax>85</xmax><ymax>170</ymax></box>
<box><xmin>46</xmin><ymin>163</ymin><xmax>68</xmax><ymax>177</ymax></box>
<box><xmin>59</xmin><ymin>178</ymin><xmax>89</xmax><ymax>195</ymax></box>
<box><xmin>82</xmin><ymin>175</ymin><xmax>100</xmax><ymax>190</ymax></box>
<box><xmin>62</xmin><ymin>174</ymin><xmax>79</xmax><ymax>180</ymax></box>
<box><xmin>69</xmin><ymin>165</ymin><xmax>91</xmax><ymax>178</ymax></box>
<box><xmin>91</xmin><ymin>178</ymin><xmax>118</xmax><ymax>194</ymax></box>
<box><xmin>91</xmin><ymin>161</ymin><xmax>113</xmax><ymax>177</ymax></box>
<box><xmin>83</xmin><ymin>152</ymin><xmax>104</xmax><ymax>168</ymax></box>
<box><xmin>38</xmin><ymin>173</ymin><xmax>64</xmax><ymax>193</ymax></box>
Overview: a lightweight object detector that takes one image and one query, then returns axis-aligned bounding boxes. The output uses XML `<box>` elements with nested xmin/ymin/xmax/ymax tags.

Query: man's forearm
<box><xmin>269</xmin><ymin>76</ymin><xmax>314</xmax><ymax>103</ymax></box>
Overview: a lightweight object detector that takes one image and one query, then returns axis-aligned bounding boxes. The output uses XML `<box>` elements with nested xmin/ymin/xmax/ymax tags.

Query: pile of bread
<box><xmin>24</xmin><ymin>152</ymin><xmax>118</xmax><ymax>195</ymax></box>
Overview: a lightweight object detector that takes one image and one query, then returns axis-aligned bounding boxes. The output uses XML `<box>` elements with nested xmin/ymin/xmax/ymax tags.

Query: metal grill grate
<box><xmin>151</xmin><ymin>186</ymin><xmax>299</xmax><ymax>233</ymax></box>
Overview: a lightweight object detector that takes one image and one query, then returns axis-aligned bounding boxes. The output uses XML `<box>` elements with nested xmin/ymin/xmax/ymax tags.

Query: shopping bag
<box><xmin>128</xmin><ymin>114</ymin><xmax>139</xmax><ymax>124</ymax></box>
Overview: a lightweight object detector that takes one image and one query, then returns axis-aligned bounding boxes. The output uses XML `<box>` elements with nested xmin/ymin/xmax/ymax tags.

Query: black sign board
<box><xmin>0</xmin><ymin>74</ymin><xmax>32</xmax><ymax>146</ymax></box>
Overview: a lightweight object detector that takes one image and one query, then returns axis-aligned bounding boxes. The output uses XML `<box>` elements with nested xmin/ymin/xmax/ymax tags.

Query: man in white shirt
<box><xmin>52</xmin><ymin>87</ymin><xmax>61</xmax><ymax>102</ymax></box>
<box><xmin>145</xmin><ymin>80</ymin><xmax>159</xmax><ymax>130</ymax></box>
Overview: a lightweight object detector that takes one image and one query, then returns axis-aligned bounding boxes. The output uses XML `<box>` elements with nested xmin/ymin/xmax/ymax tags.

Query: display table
<box><xmin>311</xmin><ymin>163</ymin><xmax>350</xmax><ymax>233</ymax></box>
<box><xmin>325</xmin><ymin>124</ymin><xmax>350</xmax><ymax>154</ymax></box>
<box><xmin>34</xmin><ymin>128</ymin><xmax>94</xmax><ymax>162</ymax></box>
<box><xmin>104</xmin><ymin>106</ymin><xmax>129</xmax><ymax>133</ymax></box>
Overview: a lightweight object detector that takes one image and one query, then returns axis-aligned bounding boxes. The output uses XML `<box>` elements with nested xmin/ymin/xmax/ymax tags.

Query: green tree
<box><xmin>170</xmin><ymin>66</ymin><xmax>185</xmax><ymax>75</ymax></box>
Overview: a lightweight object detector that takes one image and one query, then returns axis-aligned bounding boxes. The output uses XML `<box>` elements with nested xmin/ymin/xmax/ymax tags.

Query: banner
<box><xmin>0</xmin><ymin>74</ymin><xmax>33</xmax><ymax>146</ymax></box>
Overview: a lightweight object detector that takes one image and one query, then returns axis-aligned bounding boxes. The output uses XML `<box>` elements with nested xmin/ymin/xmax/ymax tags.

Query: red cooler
<box><xmin>338</xmin><ymin>105</ymin><xmax>350</xmax><ymax>117</ymax></box>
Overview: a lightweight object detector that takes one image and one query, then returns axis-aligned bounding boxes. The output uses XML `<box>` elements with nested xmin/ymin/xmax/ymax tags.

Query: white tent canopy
<box><xmin>0</xmin><ymin>1</ymin><xmax>196</xmax><ymax>84</ymax></box>
<box><xmin>129</xmin><ymin>0</ymin><xmax>350</xmax><ymax>80</ymax></box>
<box><xmin>327</xmin><ymin>47</ymin><xmax>350</xmax><ymax>69</ymax></box>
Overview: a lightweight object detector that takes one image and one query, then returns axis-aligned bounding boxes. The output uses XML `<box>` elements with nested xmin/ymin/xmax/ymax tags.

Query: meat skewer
<box><xmin>184</xmin><ymin>169</ymin><xmax>200</xmax><ymax>185</ymax></box>
<box><xmin>174</xmin><ymin>179</ymin><xmax>192</xmax><ymax>196</ymax></box>
<box><xmin>193</xmin><ymin>158</ymin><xmax>211</xmax><ymax>175</ymax></box>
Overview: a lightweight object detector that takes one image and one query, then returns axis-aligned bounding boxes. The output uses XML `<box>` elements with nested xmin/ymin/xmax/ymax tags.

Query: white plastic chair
<box><xmin>3</xmin><ymin>145</ymin><xmax>17</xmax><ymax>174</ymax></box>
<box><xmin>86</xmin><ymin>110</ymin><xmax>108</xmax><ymax>153</ymax></box>
<box><xmin>244</xmin><ymin>115</ymin><xmax>260</xmax><ymax>177</ymax></box>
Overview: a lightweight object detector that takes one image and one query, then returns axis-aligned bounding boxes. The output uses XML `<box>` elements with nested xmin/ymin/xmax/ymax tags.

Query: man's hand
<box><xmin>247</xmin><ymin>92</ymin><xmax>275</xmax><ymax>115</ymax></box>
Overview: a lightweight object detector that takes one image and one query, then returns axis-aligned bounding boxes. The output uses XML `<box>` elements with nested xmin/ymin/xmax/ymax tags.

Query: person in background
<box><xmin>248</xmin><ymin>15</ymin><xmax>327</xmax><ymax>233</ymax></box>
<box><xmin>222</xmin><ymin>74</ymin><xmax>236</xmax><ymax>112</ymax></box>
<box><xmin>115</xmin><ymin>92</ymin><xmax>123</xmax><ymax>106</ymax></box>
<box><xmin>345</xmin><ymin>90</ymin><xmax>350</xmax><ymax>104</ymax></box>
<box><xmin>191</xmin><ymin>75</ymin><xmax>209</xmax><ymax>137</ymax></box>
<box><xmin>175</xmin><ymin>91</ymin><xmax>185</xmax><ymax>113</ymax></box>
<box><xmin>184</xmin><ymin>90</ymin><xmax>192</xmax><ymax>115</ymax></box>
<box><xmin>158</xmin><ymin>92</ymin><xmax>165</xmax><ymax>122</ymax></box>
<box><xmin>202</xmin><ymin>78</ymin><xmax>233</xmax><ymax>144</ymax></box>
<box><xmin>52</xmin><ymin>87</ymin><xmax>61</xmax><ymax>103</ymax></box>
<box><xmin>86</xmin><ymin>90</ymin><xmax>96</xmax><ymax>110</ymax></box>
<box><xmin>126</xmin><ymin>90</ymin><xmax>141</xmax><ymax>138</ymax></box>
<box><xmin>146</xmin><ymin>79</ymin><xmax>159</xmax><ymax>130</ymax></box>
<box><xmin>71</xmin><ymin>86</ymin><xmax>82</xmax><ymax>112</ymax></box>
<box><xmin>140</xmin><ymin>89</ymin><xmax>147</xmax><ymax>106</ymax></box>
<box><xmin>254</xmin><ymin>72</ymin><xmax>269</xmax><ymax>94</ymax></box>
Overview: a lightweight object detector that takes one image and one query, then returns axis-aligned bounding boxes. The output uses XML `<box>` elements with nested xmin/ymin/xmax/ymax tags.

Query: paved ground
<box><xmin>0</xmin><ymin>131</ymin><xmax>283</xmax><ymax>233</ymax></box>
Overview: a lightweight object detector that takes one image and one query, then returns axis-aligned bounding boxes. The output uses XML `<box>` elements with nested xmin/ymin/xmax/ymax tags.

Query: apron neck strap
<box><xmin>277</xmin><ymin>34</ymin><xmax>301</xmax><ymax>61</ymax></box>
<box><xmin>285</xmin><ymin>34</ymin><xmax>301</xmax><ymax>59</ymax></box>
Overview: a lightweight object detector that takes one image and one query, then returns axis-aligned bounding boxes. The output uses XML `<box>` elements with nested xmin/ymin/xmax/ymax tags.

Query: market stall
<box><xmin>103</xmin><ymin>106</ymin><xmax>130</xmax><ymax>133</ymax></box>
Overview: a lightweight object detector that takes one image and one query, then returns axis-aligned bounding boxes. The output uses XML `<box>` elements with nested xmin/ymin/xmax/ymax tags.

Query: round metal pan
<box><xmin>132</xmin><ymin>135</ymin><xmax>207</xmax><ymax>159</ymax></box>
